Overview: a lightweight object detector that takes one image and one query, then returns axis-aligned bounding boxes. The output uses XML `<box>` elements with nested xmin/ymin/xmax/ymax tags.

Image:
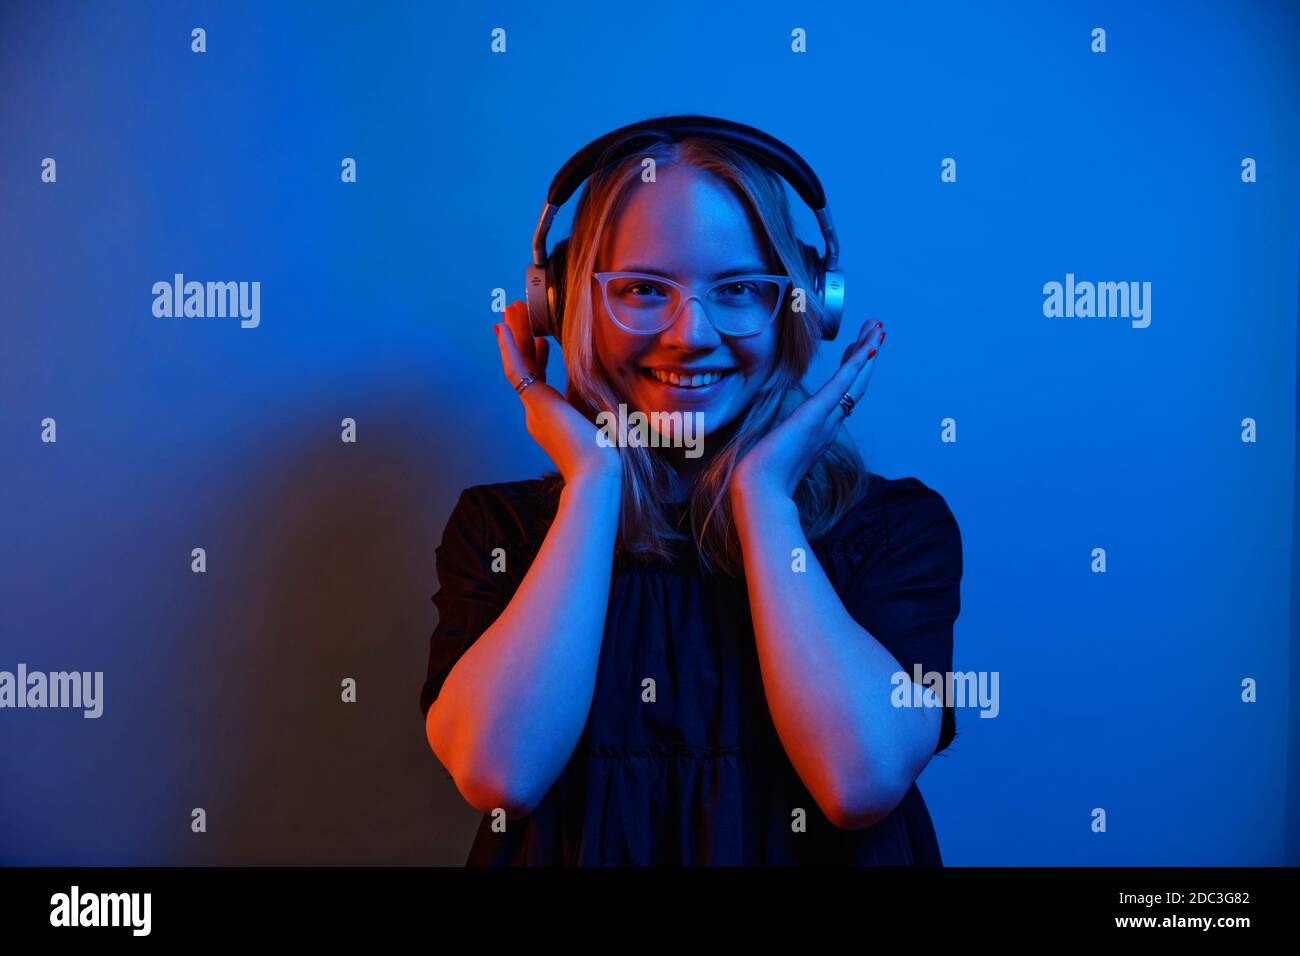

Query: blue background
<box><xmin>1</xmin><ymin>0</ymin><xmax>1297</xmax><ymax>865</ymax></box>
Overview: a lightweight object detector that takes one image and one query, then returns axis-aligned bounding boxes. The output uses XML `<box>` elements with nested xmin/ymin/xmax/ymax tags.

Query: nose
<box><xmin>658</xmin><ymin>296</ymin><xmax>722</xmax><ymax>350</ymax></box>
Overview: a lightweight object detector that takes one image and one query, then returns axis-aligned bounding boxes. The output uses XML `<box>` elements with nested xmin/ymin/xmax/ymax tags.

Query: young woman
<box><xmin>420</xmin><ymin>129</ymin><xmax>963</xmax><ymax>865</ymax></box>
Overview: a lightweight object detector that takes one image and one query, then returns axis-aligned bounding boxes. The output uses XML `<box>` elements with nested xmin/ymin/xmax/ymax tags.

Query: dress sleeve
<box><xmin>837</xmin><ymin>483</ymin><xmax>963</xmax><ymax>755</ymax></box>
<box><xmin>418</xmin><ymin>486</ymin><xmax>514</xmax><ymax>718</ymax></box>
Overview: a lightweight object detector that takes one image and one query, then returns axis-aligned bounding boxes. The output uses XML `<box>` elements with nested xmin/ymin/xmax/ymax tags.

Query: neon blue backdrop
<box><xmin>1</xmin><ymin>0</ymin><xmax>1297</xmax><ymax>865</ymax></box>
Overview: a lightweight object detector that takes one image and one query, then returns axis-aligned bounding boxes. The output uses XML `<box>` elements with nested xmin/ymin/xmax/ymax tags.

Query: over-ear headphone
<box><xmin>524</xmin><ymin>114</ymin><xmax>846</xmax><ymax>343</ymax></box>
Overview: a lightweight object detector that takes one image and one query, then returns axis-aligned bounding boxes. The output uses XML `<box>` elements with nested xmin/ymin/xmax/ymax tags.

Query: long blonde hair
<box><xmin>541</xmin><ymin>133</ymin><xmax>871</xmax><ymax>576</ymax></box>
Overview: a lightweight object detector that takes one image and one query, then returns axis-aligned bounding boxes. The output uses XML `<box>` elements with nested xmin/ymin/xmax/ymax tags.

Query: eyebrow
<box><xmin>615</xmin><ymin>264</ymin><xmax>770</xmax><ymax>280</ymax></box>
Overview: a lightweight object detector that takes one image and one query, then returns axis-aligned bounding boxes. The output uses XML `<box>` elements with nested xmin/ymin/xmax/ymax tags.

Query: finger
<box><xmin>840</xmin><ymin>318</ymin><xmax>878</xmax><ymax>364</ymax></box>
<box><xmin>837</xmin><ymin>319</ymin><xmax>881</xmax><ymax>371</ymax></box>
<box><xmin>812</xmin><ymin>321</ymin><xmax>883</xmax><ymax>417</ymax></box>
<box><xmin>494</xmin><ymin>321</ymin><xmax>530</xmax><ymax>386</ymax></box>
<box><xmin>836</xmin><ymin>325</ymin><xmax>886</xmax><ymax>420</ymax></box>
<box><xmin>502</xmin><ymin>301</ymin><xmax>538</xmax><ymax>370</ymax></box>
<box><xmin>843</xmin><ymin>347</ymin><xmax>878</xmax><ymax>406</ymax></box>
<box><xmin>852</xmin><ymin>325</ymin><xmax>883</xmax><ymax>392</ymax></box>
<box><xmin>534</xmin><ymin>337</ymin><xmax>550</xmax><ymax>384</ymax></box>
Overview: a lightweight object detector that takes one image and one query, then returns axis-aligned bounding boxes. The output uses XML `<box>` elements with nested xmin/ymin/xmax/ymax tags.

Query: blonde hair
<box><xmin>540</xmin><ymin>134</ymin><xmax>871</xmax><ymax>576</ymax></box>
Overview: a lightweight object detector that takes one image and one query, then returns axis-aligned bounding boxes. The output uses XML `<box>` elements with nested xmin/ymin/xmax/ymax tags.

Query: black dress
<box><xmin>419</xmin><ymin>471</ymin><xmax>963</xmax><ymax>866</ymax></box>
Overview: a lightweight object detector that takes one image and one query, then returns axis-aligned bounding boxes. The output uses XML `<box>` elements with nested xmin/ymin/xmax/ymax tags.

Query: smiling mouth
<box><xmin>639</xmin><ymin>367</ymin><xmax>736</xmax><ymax>389</ymax></box>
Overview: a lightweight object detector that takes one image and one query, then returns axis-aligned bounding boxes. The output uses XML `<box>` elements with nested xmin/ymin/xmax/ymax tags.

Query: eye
<box><xmin>715</xmin><ymin>281</ymin><xmax>760</xmax><ymax>297</ymax></box>
<box><xmin>612</xmin><ymin>278</ymin><xmax>671</xmax><ymax>300</ymax></box>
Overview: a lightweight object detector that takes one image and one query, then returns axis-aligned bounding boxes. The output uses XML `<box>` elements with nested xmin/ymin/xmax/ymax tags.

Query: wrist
<box><xmin>730</xmin><ymin>477</ymin><xmax>796</xmax><ymax>528</ymax></box>
<box><xmin>562</xmin><ymin>464</ymin><xmax>623</xmax><ymax>504</ymax></box>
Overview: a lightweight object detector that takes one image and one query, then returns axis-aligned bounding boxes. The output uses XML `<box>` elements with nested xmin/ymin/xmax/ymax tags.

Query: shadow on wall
<box><xmin>161</xmin><ymin>407</ymin><xmax>487</xmax><ymax>865</ymax></box>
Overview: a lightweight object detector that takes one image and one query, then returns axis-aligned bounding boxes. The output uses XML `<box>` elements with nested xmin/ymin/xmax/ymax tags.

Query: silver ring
<box><xmin>514</xmin><ymin>374</ymin><xmax>537</xmax><ymax>394</ymax></box>
<box><xmin>837</xmin><ymin>392</ymin><xmax>856</xmax><ymax>418</ymax></box>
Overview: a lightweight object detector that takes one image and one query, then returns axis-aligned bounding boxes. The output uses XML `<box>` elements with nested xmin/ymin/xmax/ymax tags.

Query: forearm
<box><xmin>426</xmin><ymin>470</ymin><xmax>621</xmax><ymax>816</ymax></box>
<box><xmin>732</xmin><ymin>489</ymin><xmax>941</xmax><ymax>829</ymax></box>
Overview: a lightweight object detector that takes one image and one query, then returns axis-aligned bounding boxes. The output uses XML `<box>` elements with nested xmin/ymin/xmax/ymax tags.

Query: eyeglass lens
<box><xmin>603</xmin><ymin>276</ymin><xmax>785</xmax><ymax>335</ymax></box>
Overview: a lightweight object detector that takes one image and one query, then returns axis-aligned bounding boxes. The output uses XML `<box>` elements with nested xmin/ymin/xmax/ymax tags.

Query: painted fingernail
<box><xmin>875</xmin><ymin>321</ymin><xmax>883</xmax><ymax>329</ymax></box>
<box><xmin>866</xmin><ymin>348</ymin><xmax>877</xmax><ymax>359</ymax></box>
<box><xmin>878</xmin><ymin>332</ymin><xmax>885</xmax><ymax>345</ymax></box>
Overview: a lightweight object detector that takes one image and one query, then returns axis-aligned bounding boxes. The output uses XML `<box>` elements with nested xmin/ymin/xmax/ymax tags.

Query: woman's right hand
<box><xmin>494</xmin><ymin>300</ymin><xmax>622</xmax><ymax>485</ymax></box>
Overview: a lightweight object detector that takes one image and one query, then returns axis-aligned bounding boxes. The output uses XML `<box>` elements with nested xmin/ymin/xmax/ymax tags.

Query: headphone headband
<box><xmin>526</xmin><ymin>114</ymin><xmax>845</xmax><ymax>341</ymax></box>
<box><xmin>547</xmin><ymin>115</ymin><xmax>828</xmax><ymax>212</ymax></box>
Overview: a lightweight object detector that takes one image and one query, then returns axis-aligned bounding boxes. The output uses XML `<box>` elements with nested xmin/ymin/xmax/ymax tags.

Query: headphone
<box><xmin>524</xmin><ymin>114</ymin><xmax>846</xmax><ymax>343</ymax></box>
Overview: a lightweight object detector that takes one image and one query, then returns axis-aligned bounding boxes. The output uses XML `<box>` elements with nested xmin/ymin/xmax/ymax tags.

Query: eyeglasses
<box><xmin>592</xmin><ymin>271</ymin><xmax>793</xmax><ymax>337</ymax></box>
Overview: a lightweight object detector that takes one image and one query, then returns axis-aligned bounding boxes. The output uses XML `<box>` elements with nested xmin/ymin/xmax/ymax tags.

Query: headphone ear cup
<box><xmin>545</xmin><ymin>238</ymin><xmax>571</xmax><ymax>341</ymax></box>
<box><xmin>795</xmin><ymin>240</ymin><xmax>844</xmax><ymax>340</ymax></box>
<box><xmin>796</xmin><ymin>239</ymin><xmax>826</xmax><ymax>329</ymax></box>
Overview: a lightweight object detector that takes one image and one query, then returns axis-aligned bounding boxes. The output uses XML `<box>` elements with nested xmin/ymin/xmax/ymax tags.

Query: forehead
<box><xmin>597</xmin><ymin>165</ymin><xmax>774</xmax><ymax>277</ymax></box>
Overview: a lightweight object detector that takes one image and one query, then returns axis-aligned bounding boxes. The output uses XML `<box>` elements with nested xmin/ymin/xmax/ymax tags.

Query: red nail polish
<box><xmin>866</xmin><ymin>348</ymin><xmax>877</xmax><ymax>359</ymax></box>
<box><xmin>878</xmin><ymin>332</ymin><xmax>885</xmax><ymax>344</ymax></box>
<box><xmin>876</xmin><ymin>321</ymin><xmax>882</xmax><ymax>329</ymax></box>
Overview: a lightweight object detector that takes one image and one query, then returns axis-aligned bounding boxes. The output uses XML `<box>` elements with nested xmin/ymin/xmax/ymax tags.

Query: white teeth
<box><xmin>649</xmin><ymin>369</ymin><xmax>726</xmax><ymax>387</ymax></box>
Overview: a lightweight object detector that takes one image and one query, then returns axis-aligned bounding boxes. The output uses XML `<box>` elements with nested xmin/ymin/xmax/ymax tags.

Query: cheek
<box><xmin>736</xmin><ymin>333</ymin><xmax>780</xmax><ymax>384</ymax></box>
<box><xmin>594</xmin><ymin>323</ymin><xmax>641</xmax><ymax>385</ymax></box>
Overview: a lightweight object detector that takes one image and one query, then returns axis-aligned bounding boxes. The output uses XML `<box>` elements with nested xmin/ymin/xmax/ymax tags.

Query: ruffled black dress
<box><xmin>419</xmin><ymin>472</ymin><xmax>962</xmax><ymax>865</ymax></box>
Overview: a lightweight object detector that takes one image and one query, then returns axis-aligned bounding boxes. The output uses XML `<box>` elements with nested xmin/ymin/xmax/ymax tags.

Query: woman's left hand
<box><xmin>730</xmin><ymin>318</ymin><xmax>885</xmax><ymax>506</ymax></box>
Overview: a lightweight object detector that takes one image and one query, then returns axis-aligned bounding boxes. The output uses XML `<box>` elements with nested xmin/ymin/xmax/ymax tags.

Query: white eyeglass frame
<box><xmin>592</xmin><ymin>271</ymin><xmax>793</xmax><ymax>337</ymax></box>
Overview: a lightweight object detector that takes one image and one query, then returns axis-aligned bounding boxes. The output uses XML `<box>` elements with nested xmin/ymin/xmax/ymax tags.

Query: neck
<box><xmin>657</xmin><ymin>418</ymin><xmax>741</xmax><ymax>503</ymax></box>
